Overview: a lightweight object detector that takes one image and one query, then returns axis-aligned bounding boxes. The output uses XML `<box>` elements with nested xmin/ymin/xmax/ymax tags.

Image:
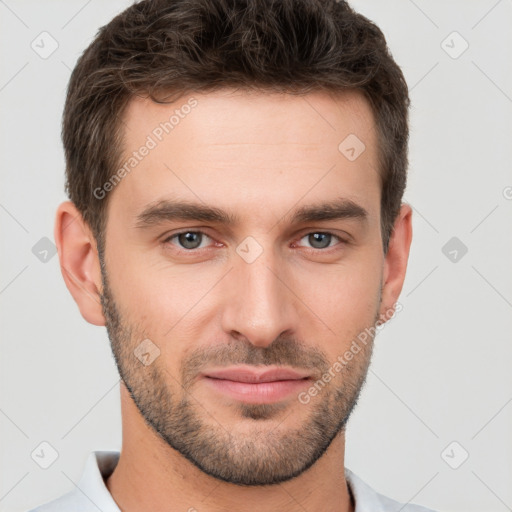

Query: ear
<box><xmin>54</xmin><ymin>201</ymin><xmax>106</xmax><ymax>326</ymax></box>
<box><xmin>378</xmin><ymin>203</ymin><xmax>413</xmax><ymax>321</ymax></box>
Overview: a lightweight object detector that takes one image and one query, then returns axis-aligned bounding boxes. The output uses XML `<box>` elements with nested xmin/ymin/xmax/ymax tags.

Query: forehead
<box><xmin>123</xmin><ymin>88</ymin><xmax>375</xmax><ymax>146</ymax></box>
<box><xmin>109</xmin><ymin>88</ymin><xmax>380</xmax><ymax>225</ymax></box>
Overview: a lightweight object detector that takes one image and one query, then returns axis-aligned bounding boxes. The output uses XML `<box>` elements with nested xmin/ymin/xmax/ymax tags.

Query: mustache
<box><xmin>180</xmin><ymin>336</ymin><xmax>329</xmax><ymax>388</ymax></box>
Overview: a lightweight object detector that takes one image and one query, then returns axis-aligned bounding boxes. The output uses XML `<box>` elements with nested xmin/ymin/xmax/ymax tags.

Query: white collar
<box><xmin>31</xmin><ymin>451</ymin><xmax>435</xmax><ymax>512</ymax></box>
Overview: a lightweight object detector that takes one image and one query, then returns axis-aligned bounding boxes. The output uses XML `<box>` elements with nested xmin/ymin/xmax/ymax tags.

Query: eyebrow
<box><xmin>134</xmin><ymin>197</ymin><xmax>369</xmax><ymax>230</ymax></box>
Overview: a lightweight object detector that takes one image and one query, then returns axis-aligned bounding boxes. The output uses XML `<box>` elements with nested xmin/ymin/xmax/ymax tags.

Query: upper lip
<box><xmin>203</xmin><ymin>366</ymin><xmax>311</xmax><ymax>383</ymax></box>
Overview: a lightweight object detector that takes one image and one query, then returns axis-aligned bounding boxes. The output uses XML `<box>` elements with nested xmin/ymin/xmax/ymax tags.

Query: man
<box><xmin>30</xmin><ymin>0</ymin><xmax>437</xmax><ymax>510</ymax></box>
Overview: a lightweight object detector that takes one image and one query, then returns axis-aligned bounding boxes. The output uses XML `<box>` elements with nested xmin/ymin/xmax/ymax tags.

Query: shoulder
<box><xmin>345</xmin><ymin>467</ymin><xmax>439</xmax><ymax>512</ymax></box>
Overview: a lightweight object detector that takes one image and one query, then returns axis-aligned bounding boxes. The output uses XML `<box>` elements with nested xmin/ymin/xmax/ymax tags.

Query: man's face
<box><xmin>99</xmin><ymin>89</ymin><xmax>386</xmax><ymax>485</ymax></box>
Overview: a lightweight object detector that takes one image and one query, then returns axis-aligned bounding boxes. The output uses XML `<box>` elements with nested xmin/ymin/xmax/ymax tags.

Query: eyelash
<box><xmin>162</xmin><ymin>230</ymin><xmax>348</xmax><ymax>253</ymax></box>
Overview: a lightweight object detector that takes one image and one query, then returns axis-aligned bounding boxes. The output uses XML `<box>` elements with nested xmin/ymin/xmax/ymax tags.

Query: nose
<box><xmin>220</xmin><ymin>243</ymin><xmax>299</xmax><ymax>348</ymax></box>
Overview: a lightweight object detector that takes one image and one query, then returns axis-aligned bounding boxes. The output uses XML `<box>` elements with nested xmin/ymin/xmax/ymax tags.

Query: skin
<box><xmin>55</xmin><ymin>88</ymin><xmax>412</xmax><ymax>512</ymax></box>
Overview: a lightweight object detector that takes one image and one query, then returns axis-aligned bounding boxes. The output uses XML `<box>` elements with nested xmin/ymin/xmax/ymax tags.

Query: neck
<box><xmin>106</xmin><ymin>385</ymin><xmax>355</xmax><ymax>512</ymax></box>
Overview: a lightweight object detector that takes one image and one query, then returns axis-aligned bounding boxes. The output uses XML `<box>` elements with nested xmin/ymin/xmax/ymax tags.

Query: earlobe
<box><xmin>379</xmin><ymin>203</ymin><xmax>413</xmax><ymax>320</ymax></box>
<box><xmin>54</xmin><ymin>201</ymin><xmax>106</xmax><ymax>326</ymax></box>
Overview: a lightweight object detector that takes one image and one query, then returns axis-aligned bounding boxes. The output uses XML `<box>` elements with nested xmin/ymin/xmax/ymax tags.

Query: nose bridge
<box><xmin>221</xmin><ymin>237</ymin><xmax>296</xmax><ymax>347</ymax></box>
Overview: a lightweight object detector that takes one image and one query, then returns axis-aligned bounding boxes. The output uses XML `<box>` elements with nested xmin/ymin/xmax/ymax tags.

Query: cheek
<box><xmin>296</xmin><ymin>257</ymin><xmax>382</xmax><ymax>346</ymax></box>
<box><xmin>116</xmin><ymin>274</ymin><xmax>198</xmax><ymax>334</ymax></box>
<box><xmin>104</xmin><ymin>222</ymin><xmax>194</xmax><ymax>331</ymax></box>
<box><xmin>107</xmin><ymin>250</ymin><xmax>220</xmax><ymax>352</ymax></box>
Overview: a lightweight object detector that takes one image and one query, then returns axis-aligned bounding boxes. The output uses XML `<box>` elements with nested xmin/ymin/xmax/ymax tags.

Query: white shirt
<box><xmin>28</xmin><ymin>451</ymin><xmax>437</xmax><ymax>512</ymax></box>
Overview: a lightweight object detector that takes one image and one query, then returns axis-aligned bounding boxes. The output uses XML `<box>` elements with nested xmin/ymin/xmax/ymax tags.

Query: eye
<box><xmin>162</xmin><ymin>230</ymin><xmax>347</xmax><ymax>253</ymax></box>
<box><xmin>296</xmin><ymin>232</ymin><xmax>345</xmax><ymax>250</ymax></box>
<box><xmin>164</xmin><ymin>230</ymin><xmax>213</xmax><ymax>250</ymax></box>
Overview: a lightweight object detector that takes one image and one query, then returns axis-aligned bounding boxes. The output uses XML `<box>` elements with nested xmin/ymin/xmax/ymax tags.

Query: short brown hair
<box><xmin>63</xmin><ymin>0</ymin><xmax>409</xmax><ymax>255</ymax></box>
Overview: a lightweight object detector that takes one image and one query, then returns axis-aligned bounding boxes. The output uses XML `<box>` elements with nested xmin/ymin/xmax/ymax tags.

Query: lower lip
<box><xmin>203</xmin><ymin>377</ymin><xmax>311</xmax><ymax>403</ymax></box>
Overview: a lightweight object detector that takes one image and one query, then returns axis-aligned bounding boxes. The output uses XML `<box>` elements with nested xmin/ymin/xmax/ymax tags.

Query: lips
<box><xmin>201</xmin><ymin>366</ymin><xmax>312</xmax><ymax>404</ymax></box>
<box><xmin>203</xmin><ymin>366</ymin><xmax>311</xmax><ymax>383</ymax></box>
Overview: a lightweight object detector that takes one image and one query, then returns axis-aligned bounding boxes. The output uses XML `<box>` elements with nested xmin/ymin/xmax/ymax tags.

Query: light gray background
<box><xmin>1</xmin><ymin>1</ymin><xmax>511</xmax><ymax>511</ymax></box>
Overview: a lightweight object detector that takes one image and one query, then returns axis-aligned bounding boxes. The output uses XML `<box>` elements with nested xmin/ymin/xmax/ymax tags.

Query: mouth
<box><xmin>201</xmin><ymin>366</ymin><xmax>312</xmax><ymax>404</ymax></box>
